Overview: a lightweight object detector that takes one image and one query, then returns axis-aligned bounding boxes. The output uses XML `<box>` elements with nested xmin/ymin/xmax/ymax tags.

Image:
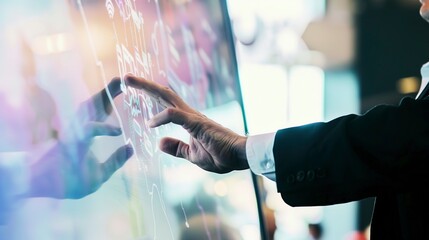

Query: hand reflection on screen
<box><xmin>27</xmin><ymin>78</ymin><xmax>133</xmax><ymax>199</ymax></box>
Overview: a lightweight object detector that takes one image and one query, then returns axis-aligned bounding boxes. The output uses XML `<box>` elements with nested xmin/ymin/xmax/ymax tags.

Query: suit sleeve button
<box><xmin>316</xmin><ymin>168</ymin><xmax>326</xmax><ymax>178</ymax></box>
<box><xmin>307</xmin><ymin>170</ymin><xmax>315</xmax><ymax>181</ymax></box>
<box><xmin>296</xmin><ymin>171</ymin><xmax>305</xmax><ymax>182</ymax></box>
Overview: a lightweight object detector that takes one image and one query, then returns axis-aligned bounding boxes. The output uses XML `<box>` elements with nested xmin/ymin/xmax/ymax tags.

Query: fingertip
<box><xmin>125</xmin><ymin>144</ymin><xmax>134</xmax><ymax>159</ymax></box>
<box><xmin>159</xmin><ymin>137</ymin><xmax>173</xmax><ymax>155</ymax></box>
<box><xmin>106</xmin><ymin>77</ymin><xmax>122</xmax><ymax>99</ymax></box>
<box><xmin>147</xmin><ymin>118</ymin><xmax>155</xmax><ymax>128</ymax></box>
<box><xmin>124</xmin><ymin>72</ymin><xmax>135</xmax><ymax>79</ymax></box>
<box><xmin>111</xmin><ymin>76</ymin><xmax>121</xmax><ymax>83</ymax></box>
<box><xmin>112</xmin><ymin>127</ymin><xmax>122</xmax><ymax>136</ymax></box>
<box><xmin>124</xmin><ymin>73</ymin><xmax>139</xmax><ymax>86</ymax></box>
<box><xmin>159</xmin><ymin>137</ymin><xmax>188</xmax><ymax>159</ymax></box>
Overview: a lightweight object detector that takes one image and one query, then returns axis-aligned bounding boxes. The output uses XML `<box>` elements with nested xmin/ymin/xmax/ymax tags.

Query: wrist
<box><xmin>234</xmin><ymin>136</ymin><xmax>249</xmax><ymax>170</ymax></box>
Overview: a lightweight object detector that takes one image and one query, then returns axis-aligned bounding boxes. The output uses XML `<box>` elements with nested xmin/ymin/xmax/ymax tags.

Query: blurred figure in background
<box><xmin>0</xmin><ymin>34</ymin><xmax>133</xmax><ymax>224</ymax></box>
<box><xmin>0</xmin><ymin>36</ymin><xmax>58</xmax><ymax>152</ymax></box>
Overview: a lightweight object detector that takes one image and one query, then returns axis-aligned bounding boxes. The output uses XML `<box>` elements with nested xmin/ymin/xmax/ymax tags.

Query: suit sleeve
<box><xmin>274</xmin><ymin>97</ymin><xmax>429</xmax><ymax>206</ymax></box>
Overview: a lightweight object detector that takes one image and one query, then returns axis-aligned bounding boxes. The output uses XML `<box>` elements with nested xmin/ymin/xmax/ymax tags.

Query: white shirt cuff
<box><xmin>246</xmin><ymin>132</ymin><xmax>276</xmax><ymax>181</ymax></box>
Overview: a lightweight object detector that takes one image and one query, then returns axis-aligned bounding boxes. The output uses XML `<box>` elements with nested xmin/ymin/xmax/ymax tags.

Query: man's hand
<box><xmin>125</xmin><ymin>74</ymin><xmax>248</xmax><ymax>174</ymax></box>
<box><xmin>28</xmin><ymin>78</ymin><xmax>133</xmax><ymax>199</ymax></box>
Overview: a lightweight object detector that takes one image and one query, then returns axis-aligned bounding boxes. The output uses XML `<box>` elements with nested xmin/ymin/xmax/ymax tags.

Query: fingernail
<box><xmin>124</xmin><ymin>73</ymin><xmax>136</xmax><ymax>81</ymax></box>
<box><xmin>123</xmin><ymin>74</ymin><xmax>131</xmax><ymax>83</ymax></box>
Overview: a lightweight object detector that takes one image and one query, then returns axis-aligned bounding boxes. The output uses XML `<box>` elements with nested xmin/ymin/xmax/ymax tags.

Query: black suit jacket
<box><xmin>274</xmin><ymin>85</ymin><xmax>429</xmax><ymax>239</ymax></box>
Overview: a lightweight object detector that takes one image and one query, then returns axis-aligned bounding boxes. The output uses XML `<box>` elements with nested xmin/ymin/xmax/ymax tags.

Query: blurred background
<box><xmin>1</xmin><ymin>0</ymin><xmax>429</xmax><ymax>239</ymax></box>
<box><xmin>228</xmin><ymin>0</ymin><xmax>429</xmax><ymax>239</ymax></box>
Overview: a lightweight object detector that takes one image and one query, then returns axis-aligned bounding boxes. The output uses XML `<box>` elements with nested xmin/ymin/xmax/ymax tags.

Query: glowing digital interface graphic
<box><xmin>71</xmin><ymin>0</ymin><xmax>261</xmax><ymax>239</ymax></box>
<box><xmin>0</xmin><ymin>0</ymin><xmax>261</xmax><ymax>239</ymax></box>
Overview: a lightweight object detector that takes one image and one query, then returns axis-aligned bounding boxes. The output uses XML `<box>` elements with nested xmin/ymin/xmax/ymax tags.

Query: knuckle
<box><xmin>166</xmin><ymin>107</ymin><xmax>177</xmax><ymax>117</ymax></box>
<box><xmin>163</xmin><ymin>86</ymin><xmax>175</xmax><ymax>95</ymax></box>
<box><xmin>163</xmin><ymin>87</ymin><xmax>180</xmax><ymax>101</ymax></box>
